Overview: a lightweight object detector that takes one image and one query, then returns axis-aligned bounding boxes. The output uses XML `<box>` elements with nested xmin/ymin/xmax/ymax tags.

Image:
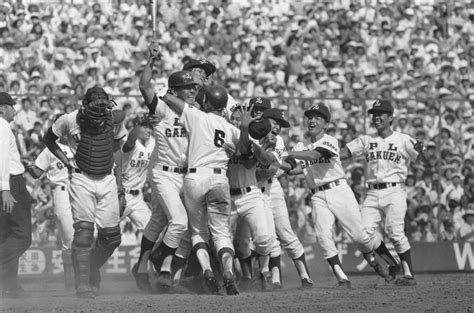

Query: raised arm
<box><xmin>139</xmin><ymin>41</ymin><xmax>161</xmax><ymax>111</ymax></box>
<box><xmin>159</xmin><ymin>93</ymin><xmax>185</xmax><ymax>116</ymax></box>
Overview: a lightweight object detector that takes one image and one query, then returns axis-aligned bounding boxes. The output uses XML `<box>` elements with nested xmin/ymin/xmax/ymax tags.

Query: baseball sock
<box><xmin>375</xmin><ymin>241</ymin><xmax>398</xmax><ymax>266</ymax></box>
<box><xmin>257</xmin><ymin>254</ymin><xmax>270</xmax><ymax>275</ymax></box>
<box><xmin>150</xmin><ymin>243</ymin><xmax>176</xmax><ymax>273</ymax></box>
<box><xmin>269</xmin><ymin>255</ymin><xmax>281</xmax><ymax>284</ymax></box>
<box><xmin>293</xmin><ymin>253</ymin><xmax>310</xmax><ymax>279</ymax></box>
<box><xmin>239</xmin><ymin>256</ymin><xmax>253</xmax><ymax>279</ymax></box>
<box><xmin>326</xmin><ymin>255</ymin><xmax>348</xmax><ymax>281</ymax></box>
<box><xmin>137</xmin><ymin>236</ymin><xmax>155</xmax><ymax>272</ymax></box>
<box><xmin>398</xmin><ymin>250</ymin><xmax>414</xmax><ymax>277</ymax></box>
<box><xmin>171</xmin><ymin>255</ymin><xmax>186</xmax><ymax>281</ymax></box>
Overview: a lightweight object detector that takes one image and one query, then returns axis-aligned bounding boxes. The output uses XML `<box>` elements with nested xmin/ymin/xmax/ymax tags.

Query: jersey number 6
<box><xmin>214</xmin><ymin>130</ymin><xmax>225</xmax><ymax>148</ymax></box>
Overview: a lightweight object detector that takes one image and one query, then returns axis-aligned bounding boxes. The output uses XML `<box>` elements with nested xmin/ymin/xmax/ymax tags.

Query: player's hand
<box><xmin>148</xmin><ymin>114</ymin><xmax>161</xmax><ymax>126</ymax></box>
<box><xmin>237</xmin><ymin>102</ymin><xmax>257</xmax><ymax>130</ymax></box>
<box><xmin>224</xmin><ymin>143</ymin><xmax>236</xmax><ymax>157</ymax></box>
<box><xmin>118</xmin><ymin>190</ymin><xmax>126</xmax><ymax>217</ymax></box>
<box><xmin>1</xmin><ymin>190</ymin><xmax>17</xmax><ymax>214</ymax></box>
<box><xmin>148</xmin><ymin>41</ymin><xmax>161</xmax><ymax>59</ymax></box>
<box><xmin>284</xmin><ymin>155</ymin><xmax>297</xmax><ymax>170</ymax></box>
<box><xmin>412</xmin><ymin>138</ymin><xmax>424</xmax><ymax>155</ymax></box>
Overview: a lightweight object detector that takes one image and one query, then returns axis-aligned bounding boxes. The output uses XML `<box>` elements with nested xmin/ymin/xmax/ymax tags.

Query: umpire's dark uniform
<box><xmin>0</xmin><ymin>92</ymin><xmax>32</xmax><ymax>297</ymax></box>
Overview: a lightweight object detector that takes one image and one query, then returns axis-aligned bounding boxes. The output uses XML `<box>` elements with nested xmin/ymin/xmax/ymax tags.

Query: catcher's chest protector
<box><xmin>76</xmin><ymin>116</ymin><xmax>115</xmax><ymax>177</ymax></box>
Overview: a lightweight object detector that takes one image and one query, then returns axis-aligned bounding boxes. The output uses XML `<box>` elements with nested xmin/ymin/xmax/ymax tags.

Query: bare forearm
<box><xmin>43</xmin><ymin>128</ymin><xmax>70</xmax><ymax>168</ymax></box>
<box><xmin>288</xmin><ymin>150</ymin><xmax>322</xmax><ymax>161</ymax></box>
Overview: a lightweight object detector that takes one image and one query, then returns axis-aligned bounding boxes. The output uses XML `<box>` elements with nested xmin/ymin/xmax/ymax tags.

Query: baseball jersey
<box><xmin>346</xmin><ymin>131</ymin><xmax>419</xmax><ymax>183</ymax></box>
<box><xmin>121</xmin><ymin>138</ymin><xmax>155</xmax><ymax>190</ymax></box>
<box><xmin>35</xmin><ymin>143</ymin><xmax>73</xmax><ymax>187</ymax></box>
<box><xmin>51</xmin><ymin>110</ymin><xmax>127</xmax><ymax>168</ymax></box>
<box><xmin>180</xmin><ymin>103</ymin><xmax>240</xmax><ymax>169</ymax></box>
<box><xmin>223</xmin><ymin>94</ymin><xmax>239</xmax><ymax>121</ymax></box>
<box><xmin>149</xmin><ymin>88</ymin><xmax>188</xmax><ymax>168</ymax></box>
<box><xmin>292</xmin><ymin>134</ymin><xmax>345</xmax><ymax>188</ymax></box>
<box><xmin>227</xmin><ymin>139</ymin><xmax>259</xmax><ymax>189</ymax></box>
<box><xmin>255</xmin><ymin>134</ymin><xmax>286</xmax><ymax>182</ymax></box>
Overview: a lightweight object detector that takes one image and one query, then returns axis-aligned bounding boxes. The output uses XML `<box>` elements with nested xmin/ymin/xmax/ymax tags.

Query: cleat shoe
<box><xmin>373</xmin><ymin>262</ymin><xmax>390</xmax><ymax>280</ymax></box>
<box><xmin>260</xmin><ymin>272</ymin><xmax>272</xmax><ymax>292</ymax></box>
<box><xmin>132</xmin><ymin>263</ymin><xmax>151</xmax><ymax>293</ymax></box>
<box><xmin>301</xmin><ymin>277</ymin><xmax>314</xmax><ymax>289</ymax></box>
<box><xmin>90</xmin><ymin>270</ymin><xmax>101</xmax><ymax>296</ymax></box>
<box><xmin>273</xmin><ymin>282</ymin><xmax>283</xmax><ymax>290</ymax></box>
<box><xmin>223</xmin><ymin>271</ymin><xmax>239</xmax><ymax>295</ymax></box>
<box><xmin>395</xmin><ymin>276</ymin><xmax>417</xmax><ymax>286</ymax></box>
<box><xmin>76</xmin><ymin>283</ymin><xmax>95</xmax><ymax>299</ymax></box>
<box><xmin>387</xmin><ymin>264</ymin><xmax>401</xmax><ymax>283</ymax></box>
<box><xmin>157</xmin><ymin>271</ymin><xmax>172</xmax><ymax>289</ymax></box>
<box><xmin>203</xmin><ymin>270</ymin><xmax>220</xmax><ymax>294</ymax></box>
<box><xmin>335</xmin><ymin>279</ymin><xmax>351</xmax><ymax>289</ymax></box>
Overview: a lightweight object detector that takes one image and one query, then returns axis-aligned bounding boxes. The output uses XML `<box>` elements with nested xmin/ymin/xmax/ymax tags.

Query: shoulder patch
<box><xmin>112</xmin><ymin>110</ymin><xmax>125</xmax><ymax>124</ymax></box>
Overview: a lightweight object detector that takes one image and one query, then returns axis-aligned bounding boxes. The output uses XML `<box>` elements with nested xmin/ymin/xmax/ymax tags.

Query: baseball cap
<box><xmin>0</xmin><ymin>92</ymin><xmax>16</xmax><ymax>106</ymax></box>
<box><xmin>168</xmin><ymin>71</ymin><xmax>199</xmax><ymax>88</ymax></box>
<box><xmin>182</xmin><ymin>59</ymin><xmax>216</xmax><ymax>76</ymax></box>
<box><xmin>248</xmin><ymin>119</ymin><xmax>272</xmax><ymax>140</ymax></box>
<box><xmin>367</xmin><ymin>99</ymin><xmax>394</xmax><ymax>115</ymax></box>
<box><xmin>84</xmin><ymin>86</ymin><xmax>109</xmax><ymax>103</ymax></box>
<box><xmin>249</xmin><ymin>97</ymin><xmax>271</xmax><ymax>111</ymax></box>
<box><xmin>262</xmin><ymin>108</ymin><xmax>290</xmax><ymax>128</ymax></box>
<box><xmin>304</xmin><ymin>103</ymin><xmax>331</xmax><ymax>122</ymax></box>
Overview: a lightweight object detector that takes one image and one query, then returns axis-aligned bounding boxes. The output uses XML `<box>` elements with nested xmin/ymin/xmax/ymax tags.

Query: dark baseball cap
<box><xmin>304</xmin><ymin>103</ymin><xmax>331</xmax><ymax>122</ymax></box>
<box><xmin>168</xmin><ymin>71</ymin><xmax>199</xmax><ymax>88</ymax></box>
<box><xmin>182</xmin><ymin>59</ymin><xmax>216</xmax><ymax>76</ymax></box>
<box><xmin>84</xmin><ymin>86</ymin><xmax>108</xmax><ymax>103</ymax></box>
<box><xmin>368</xmin><ymin>99</ymin><xmax>394</xmax><ymax>114</ymax></box>
<box><xmin>262</xmin><ymin>108</ymin><xmax>290</xmax><ymax>128</ymax></box>
<box><xmin>248</xmin><ymin>119</ymin><xmax>272</xmax><ymax>140</ymax></box>
<box><xmin>249</xmin><ymin>97</ymin><xmax>271</xmax><ymax>111</ymax></box>
<box><xmin>0</xmin><ymin>92</ymin><xmax>16</xmax><ymax>105</ymax></box>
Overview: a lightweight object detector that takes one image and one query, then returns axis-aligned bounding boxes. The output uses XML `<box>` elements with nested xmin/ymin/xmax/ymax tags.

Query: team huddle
<box><xmin>25</xmin><ymin>43</ymin><xmax>425</xmax><ymax>298</ymax></box>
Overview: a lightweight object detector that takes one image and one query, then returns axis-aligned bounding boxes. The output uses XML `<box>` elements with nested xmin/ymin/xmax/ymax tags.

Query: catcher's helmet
<box><xmin>204</xmin><ymin>85</ymin><xmax>228</xmax><ymax>110</ymax></box>
<box><xmin>81</xmin><ymin>87</ymin><xmax>111</xmax><ymax>122</ymax></box>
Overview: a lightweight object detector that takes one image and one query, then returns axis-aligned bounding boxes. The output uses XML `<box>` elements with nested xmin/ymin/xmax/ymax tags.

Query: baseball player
<box><xmin>43</xmin><ymin>87</ymin><xmax>126</xmax><ymax>298</ymax></box>
<box><xmin>251</xmin><ymin>98</ymin><xmax>313</xmax><ymax>289</ymax></box>
<box><xmin>340</xmin><ymin>99</ymin><xmax>425</xmax><ymax>286</ymax></box>
<box><xmin>134</xmin><ymin>42</ymin><xmax>200</xmax><ymax>293</ymax></box>
<box><xmin>228</xmin><ymin>106</ymin><xmax>281</xmax><ymax>291</ymax></box>
<box><xmin>160</xmin><ymin>85</ymin><xmax>251</xmax><ymax>295</ymax></box>
<box><xmin>286</xmin><ymin>103</ymin><xmax>391</xmax><ymax>288</ymax></box>
<box><xmin>120</xmin><ymin>116</ymin><xmax>154</xmax><ymax>230</ymax></box>
<box><xmin>24</xmin><ymin>139</ymin><xmax>75</xmax><ymax>290</ymax></box>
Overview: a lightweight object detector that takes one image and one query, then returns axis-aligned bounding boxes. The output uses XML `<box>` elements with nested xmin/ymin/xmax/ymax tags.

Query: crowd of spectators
<box><xmin>0</xmin><ymin>0</ymin><xmax>473</xmax><ymax>247</ymax></box>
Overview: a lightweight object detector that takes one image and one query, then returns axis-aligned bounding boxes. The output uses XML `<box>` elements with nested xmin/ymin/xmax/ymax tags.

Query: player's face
<box><xmin>371</xmin><ymin>111</ymin><xmax>393</xmax><ymax>131</ymax></box>
<box><xmin>191</xmin><ymin>67</ymin><xmax>210</xmax><ymax>86</ymax></box>
<box><xmin>268</xmin><ymin>118</ymin><xmax>281</xmax><ymax>135</ymax></box>
<box><xmin>175</xmin><ymin>84</ymin><xmax>199</xmax><ymax>103</ymax></box>
<box><xmin>138</xmin><ymin>126</ymin><xmax>152</xmax><ymax>141</ymax></box>
<box><xmin>0</xmin><ymin>104</ymin><xmax>16</xmax><ymax>122</ymax></box>
<box><xmin>252</xmin><ymin>107</ymin><xmax>265</xmax><ymax>119</ymax></box>
<box><xmin>230</xmin><ymin>110</ymin><xmax>242</xmax><ymax>128</ymax></box>
<box><xmin>306</xmin><ymin>113</ymin><xmax>327</xmax><ymax>137</ymax></box>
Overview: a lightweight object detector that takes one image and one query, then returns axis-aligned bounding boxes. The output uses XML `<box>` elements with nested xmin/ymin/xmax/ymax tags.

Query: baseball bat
<box><xmin>151</xmin><ymin>0</ymin><xmax>157</xmax><ymax>41</ymax></box>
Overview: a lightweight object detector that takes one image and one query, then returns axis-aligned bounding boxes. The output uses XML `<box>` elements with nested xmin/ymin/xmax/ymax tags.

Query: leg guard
<box><xmin>90</xmin><ymin>225</ymin><xmax>121</xmax><ymax>289</ymax></box>
<box><xmin>71</xmin><ymin>221</ymin><xmax>94</xmax><ymax>291</ymax></box>
<box><xmin>62</xmin><ymin>249</ymin><xmax>75</xmax><ymax>290</ymax></box>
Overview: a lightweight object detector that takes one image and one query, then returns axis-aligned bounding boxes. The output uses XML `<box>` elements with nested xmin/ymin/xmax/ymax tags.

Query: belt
<box><xmin>311</xmin><ymin>179</ymin><xmax>342</xmax><ymax>194</ymax></box>
<box><xmin>10</xmin><ymin>173</ymin><xmax>24</xmax><ymax>178</ymax></box>
<box><xmin>230</xmin><ymin>186</ymin><xmax>252</xmax><ymax>196</ymax></box>
<box><xmin>188</xmin><ymin>168</ymin><xmax>226</xmax><ymax>175</ymax></box>
<box><xmin>73</xmin><ymin>168</ymin><xmax>113</xmax><ymax>177</ymax></box>
<box><xmin>124</xmin><ymin>188</ymin><xmax>140</xmax><ymax>195</ymax></box>
<box><xmin>162</xmin><ymin>165</ymin><xmax>187</xmax><ymax>174</ymax></box>
<box><xmin>367</xmin><ymin>182</ymin><xmax>400</xmax><ymax>190</ymax></box>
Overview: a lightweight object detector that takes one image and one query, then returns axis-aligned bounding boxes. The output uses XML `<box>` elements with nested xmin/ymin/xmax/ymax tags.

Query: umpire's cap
<box><xmin>249</xmin><ymin>97</ymin><xmax>271</xmax><ymax>111</ymax></box>
<box><xmin>182</xmin><ymin>59</ymin><xmax>217</xmax><ymax>76</ymax></box>
<box><xmin>168</xmin><ymin>71</ymin><xmax>200</xmax><ymax>88</ymax></box>
<box><xmin>368</xmin><ymin>99</ymin><xmax>394</xmax><ymax>115</ymax></box>
<box><xmin>204</xmin><ymin>85</ymin><xmax>228</xmax><ymax>110</ymax></box>
<box><xmin>262</xmin><ymin>108</ymin><xmax>290</xmax><ymax>128</ymax></box>
<box><xmin>249</xmin><ymin>119</ymin><xmax>272</xmax><ymax>140</ymax></box>
<box><xmin>304</xmin><ymin>103</ymin><xmax>331</xmax><ymax>122</ymax></box>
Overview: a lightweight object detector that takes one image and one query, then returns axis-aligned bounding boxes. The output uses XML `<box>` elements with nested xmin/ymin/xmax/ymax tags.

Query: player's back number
<box><xmin>214</xmin><ymin>129</ymin><xmax>225</xmax><ymax>148</ymax></box>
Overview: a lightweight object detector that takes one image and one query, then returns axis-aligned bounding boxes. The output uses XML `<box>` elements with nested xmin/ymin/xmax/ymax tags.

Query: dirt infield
<box><xmin>1</xmin><ymin>273</ymin><xmax>473</xmax><ymax>313</ymax></box>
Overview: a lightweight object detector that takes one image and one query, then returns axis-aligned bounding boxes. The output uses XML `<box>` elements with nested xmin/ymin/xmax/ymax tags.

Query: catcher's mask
<box><xmin>81</xmin><ymin>87</ymin><xmax>111</xmax><ymax>127</ymax></box>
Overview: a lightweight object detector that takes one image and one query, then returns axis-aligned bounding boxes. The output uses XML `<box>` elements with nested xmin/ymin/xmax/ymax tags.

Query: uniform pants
<box><xmin>52</xmin><ymin>185</ymin><xmax>74</xmax><ymax>251</ymax></box>
<box><xmin>0</xmin><ymin>175</ymin><xmax>32</xmax><ymax>290</ymax></box>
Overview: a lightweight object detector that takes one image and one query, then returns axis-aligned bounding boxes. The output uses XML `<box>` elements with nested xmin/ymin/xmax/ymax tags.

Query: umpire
<box><xmin>0</xmin><ymin>92</ymin><xmax>32</xmax><ymax>298</ymax></box>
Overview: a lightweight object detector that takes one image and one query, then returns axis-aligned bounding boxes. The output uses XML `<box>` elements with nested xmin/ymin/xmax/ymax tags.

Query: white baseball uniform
<box><xmin>181</xmin><ymin>103</ymin><xmax>240</xmax><ymax>254</ymax></box>
<box><xmin>52</xmin><ymin>110</ymin><xmax>126</xmax><ymax>227</ymax></box>
<box><xmin>346</xmin><ymin>131</ymin><xmax>419</xmax><ymax>254</ymax></box>
<box><xmin>293</xmin><ymin>134</ymin><xmax>375</xmax><ymax>259</ymax></box>
<box><xmin>34</xmin><ymin>143</ymin><xmax>74</xmax><ymax>251</ymax></box>
<box><xmin>227</xmin><ymin>151</ymin><xmax>278</xmax><ymax>258</ymax></box>
<box><xmin>121</xmin><ymin>138</ymin><xmax>154</xmax><ymax>231</ymax></box>
<box><xmin>143</xmin><ymin>90</ymin><xmax>189</xmax><ymax>248</ymax></box>
<box><xmin>257</xmin><ymin>135</ymin><xmax>304</xmax><ymax>260</ymax></box>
